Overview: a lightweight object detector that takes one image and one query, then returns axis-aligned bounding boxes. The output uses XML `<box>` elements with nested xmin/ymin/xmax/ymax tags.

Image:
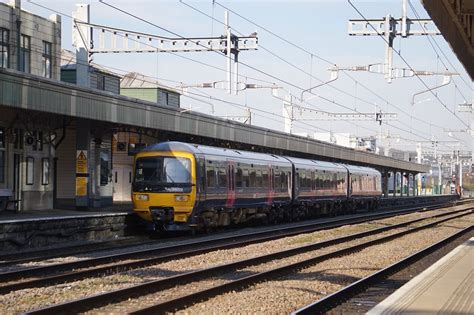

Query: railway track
<box><xmin>0</xmin><ymin>202</ymin><xmax>466</xmax><ymax>294</ymax></box>
<box><xmin>0</xmin><ymin>236</ymin><xmax>155</xmax><ymax>267</ymax></box>
<box><xmin>23</xmin><ymin>206</ymin><xmax>472</xmax><ymax>314</ymax></box>
<box><xmin>293</xmin><ymin>224</ymin><xmax>472</xmax><ymax>314</ymax></box>
<box><xmin>0</xmin><ymin>199</ymin><xmax>462</xmax><ymax>268</ymax></box>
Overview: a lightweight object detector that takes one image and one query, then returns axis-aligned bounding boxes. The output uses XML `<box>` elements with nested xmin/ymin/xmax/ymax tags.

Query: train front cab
<box><xmin>132</xmin><ymin>150</ymin><xmax>198</xmax><ymax>231</ymax></box>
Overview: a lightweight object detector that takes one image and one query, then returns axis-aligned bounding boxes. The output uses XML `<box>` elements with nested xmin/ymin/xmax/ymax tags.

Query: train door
<box><xmin>113</xmin><ymin>165</ymin><xmax>133</xmax><ymax>202</ymax></box>
<box><xmin>225</xmin><ymin>161</ymin><xmax>235</xmax><ymax>208</ymax></box>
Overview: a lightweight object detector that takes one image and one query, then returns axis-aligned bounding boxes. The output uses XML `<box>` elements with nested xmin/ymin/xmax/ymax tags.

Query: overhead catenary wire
<box><xmin>212</xmin><ymin>0</ymin><xmax>470</xmax><ymax>134</ymax></box>
<box><xmin>26</xmin><ymin>0</ymin><xmax>277</xmax><ymax>87</ymax></box>
<box><xmin>347</xmin><ymin>0</ymin><xmax>470</xmax><ymax>130</ymax></box>
<box><xmin>97</xmin><ymin>0</ymin><xmax>450</xmax><ymax>146</ymax></box>
<box><xmin>24</xmin><ymin>0</ymin><xmax>465</xmax><ymax>151</ymax></box>
<box><xmin>27</xmin><ymin>41</ymin><xmax>456</xmax><ymax>149</ymax></box>
<box><xmin>179</xmin><ymin>0</ymin><xmax>459</xmax><ymax>143</ymax></box>
<box><xmin>95</xmin><ymin>0</ymin><xmax>411</xmax><ymax>140</ymax></box>
<box><xmin>96</xmin><ymin>0</ymin><xmax>469</xmax><ymax>150</ymax></box>
<box><xmin>408</xmin><ymin>0</ymin><xmax>471</xmax><ymax>102</ymax></box>
<box><xmin>26</xmin><ymin>0</ymin><xmax>362</xmax><ymax>138</ymax></box>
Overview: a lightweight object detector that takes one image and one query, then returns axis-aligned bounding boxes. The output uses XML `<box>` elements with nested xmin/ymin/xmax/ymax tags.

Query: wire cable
<box><xmin>347</xmin><ymin>0</ymin><xmax>470</xmax><ymax>129</ymax></box>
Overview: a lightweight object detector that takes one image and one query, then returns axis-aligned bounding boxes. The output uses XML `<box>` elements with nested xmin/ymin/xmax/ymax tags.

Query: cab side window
<box><xmin>206</xmin><ymin>166</ymin><xmax>216</xmax><ymax>188</ymax></box>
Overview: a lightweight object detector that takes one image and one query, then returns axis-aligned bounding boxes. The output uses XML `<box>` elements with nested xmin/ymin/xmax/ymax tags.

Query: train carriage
<box><xmin>345</xmin><ymin>165</ymin><xmax>382</xmax><ymax>210</ymax></box>
<box><xmin>285</xmin><ymin>157</ymin><xmax>348</xmax><ymax>203</ymax></box>
<box><xmin>132</xmin><ymin>141</ymin><xmax>382</xmax><ymax>232</ymax></box>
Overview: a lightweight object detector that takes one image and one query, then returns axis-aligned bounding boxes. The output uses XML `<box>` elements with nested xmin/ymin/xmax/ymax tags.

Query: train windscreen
<box><xmin>133</xmin><ymin>156</ymin><xmax>192</xmax><ymax>192</ymax></box>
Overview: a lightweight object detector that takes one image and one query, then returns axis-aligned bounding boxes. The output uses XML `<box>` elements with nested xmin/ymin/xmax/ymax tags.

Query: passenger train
<box><xmin>132</xmin><ymin>142</ymin><xmax>382</xmax><ymax>231</ymax></box>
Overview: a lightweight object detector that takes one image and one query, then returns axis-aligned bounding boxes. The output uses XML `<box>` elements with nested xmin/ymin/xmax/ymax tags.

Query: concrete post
<box><xmin>382</xmin><ymin>170</ymin><xmax>389</xmax><ymax>197</ymax></box>
<box><xmin>72</xmin><ymin>4</ymin><xmax>91</xmax><ymax>88</ymax></box>
<box><xmin>91</xmin><ymin>138</ymin><xmax>102</xmax><ymax>208</ymax></box>
<box><xmin>72</xmin><ymin>5</ymin><xmax>92</xmax><ymax>209</ymax></box>
<box><xmin>400</xmin><ymin>172</ymin><xmax>404</xmax><ymax>197</ymax></box>
<box><xmin>393</xmin><ymin>171</ymin><xmax>397</xmax><ymax>197</ymax></box>
<box><xmin>75</xmin><ymin>119</ymin><xmax>90</xmax><ymax>208</ymax></box>
<box><xmin>49</xmin><ymin>14</ymin><xmax>61</xmax><ymax>80</ymax></box>
<box><xmin>406</xmin><ymin>173</ymin><xmax>410</xmax><ymax>197</ymax></box>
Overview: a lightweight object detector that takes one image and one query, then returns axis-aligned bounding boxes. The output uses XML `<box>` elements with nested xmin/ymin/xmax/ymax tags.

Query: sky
<box><xmin>14</xmin><ymin>0</ymin><xmax>474</xmax><ymax>155</ymax></box>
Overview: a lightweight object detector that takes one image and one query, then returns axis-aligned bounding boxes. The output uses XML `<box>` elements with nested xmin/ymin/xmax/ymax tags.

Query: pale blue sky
<box><xmin>15</xmin><ymin>0</ymin><xmax>474</xmax><ymax>154</ymax></box>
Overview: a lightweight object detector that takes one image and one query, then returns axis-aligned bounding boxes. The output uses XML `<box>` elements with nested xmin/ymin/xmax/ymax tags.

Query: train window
<box><xmin>206</xmin><ymin>167</ymin><xmax>216</xmax><ymax>188</ymax></box>
<box><xmin>135</xmin><ymin>156</ymin><xmax>191</xmax><ymax>184</ymax></box>
<box><xmin>274</xmin><ymin>170</ymin><xmax>281</xmax><ymax>190</ymax></box>
<box><xmin>281</xmin><ymin>171</ymin><xmax>287</xmax><ymax>189</ymax></box>
<box><xmin>236</xmin><ymin>167</ymin><xmax>243</xmax><ymax>188</ymax></box>
<box><xmin>324</xmin><ymin>173</ymin><xmax>330</xmax><ymax>188</ymax></box>
<box><xmin>262</xmin><ymin>170</ymin><xmax>269</xmax><ymax>187</ymax></box>
<box><xmin>249</xmin><ymin>169</ymin><xmax>257</xmax><ymax>187</ymax></box>
<box><xmin>218</xmin><ymin>168</ymin><xmax>227</xmax><ymax>188</ymax></box>
<box><xmin>299</xmin><ymin>172</ymin><xmax>305</xmax><ymax>188</ymax></box>
<box><xmin>299</xmin><ymin>171</ymin><xmax>310</xmax><ymax>189</ymax></box>
<box><xmin>242</xmin><ymin>169</ymin><xmax>250</xmax><ymax>188</ymax></box>
<box><xmin>206</xmin><ymin>168</ymin><xmax>215</xmax><ymax>187</ymax></box>
<box><xmin>333</xmin><ymin>174</ymin><xmax>338</xmax><ymax>190</ymax></box>
<box><xmin>256</xmin><ymin>170</ymin><xmax>263</xmax><ymax>187</ymax></box>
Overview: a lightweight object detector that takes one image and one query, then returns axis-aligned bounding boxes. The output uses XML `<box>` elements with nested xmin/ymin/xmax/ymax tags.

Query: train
<box><xmin>132</xmin><ymin>141</ymin><xmax>382</xmax><ymax>232</ymax></box>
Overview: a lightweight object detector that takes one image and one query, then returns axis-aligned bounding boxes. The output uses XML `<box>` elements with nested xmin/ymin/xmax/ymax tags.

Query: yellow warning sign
<box><xmin>76</xmin><ymin>177</ymin><xmax>88</xmax><ymax>196</ymax></box>
<box><xmin>76</xmin><ymin>150</ymin><xmax>88</xmax><ymax>174</ymax></box>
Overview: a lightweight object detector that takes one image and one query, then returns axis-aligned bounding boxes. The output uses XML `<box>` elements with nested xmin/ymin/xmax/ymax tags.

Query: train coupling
<box><xmin>150</xmin><ymin>207</ymin><xmax>174</xmax><ymax>229</ymax></box>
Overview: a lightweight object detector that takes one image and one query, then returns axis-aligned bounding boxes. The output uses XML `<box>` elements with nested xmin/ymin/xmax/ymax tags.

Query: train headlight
<box><xmin>136</xmin><ymin>194</ymin><xmax>149</xmax><ymax>201</ymax></box>
<box><xmin>175</xmin><ymin>195</ymin><xmax>189</xmax><ymax>202</ymax></box>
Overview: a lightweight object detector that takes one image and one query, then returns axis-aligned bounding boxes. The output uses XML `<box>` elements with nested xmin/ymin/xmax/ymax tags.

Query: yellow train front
<box><xmin>132</xmin><ymin>142</ymin><xmax>198</xmax><ymax>231</ymax></box>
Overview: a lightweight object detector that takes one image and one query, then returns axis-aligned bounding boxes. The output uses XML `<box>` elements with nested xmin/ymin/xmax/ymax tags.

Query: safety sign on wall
<box><xmin>76</xmin><ymin>177</ymin><xmax>88</xmax><ymax>196</ymax></box>
<box><xmin>76</xmin><ymin>150</ymin><xmax>88</xmax><ymax>174</ymax></box>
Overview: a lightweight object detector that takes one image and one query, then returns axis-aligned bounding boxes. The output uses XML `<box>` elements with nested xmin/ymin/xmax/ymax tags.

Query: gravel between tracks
<box><xmin>179</xmin><ymin>216</ymin><xmax>472</xmax><ymax>315</ymax></box>
<box><xmin>0</xmin><ymin>207</ymin><xmax>459</xmax><ymax>274</ymax></box>
<box><xmin>0</xmin><ymin>209</ymin><xmax>470</xmax><ymax>314</ymax></box>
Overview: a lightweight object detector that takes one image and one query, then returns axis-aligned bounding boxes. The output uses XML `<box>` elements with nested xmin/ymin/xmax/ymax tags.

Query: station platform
<box><xmin>368</xmin><ymin>237</ymin><xmax>473</xmax><ymax>314</ymax></box>
<box><xmin>0</xmin><ymin>204</ymin><xmax>142</xmax><ymax>252</ymax></box>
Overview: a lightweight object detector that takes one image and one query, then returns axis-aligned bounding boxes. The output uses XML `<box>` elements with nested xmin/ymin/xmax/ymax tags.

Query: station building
<box><xmin>0</xmin><ymin>0</ymin><xmax>61</xmax><ymax>210</ymax></box>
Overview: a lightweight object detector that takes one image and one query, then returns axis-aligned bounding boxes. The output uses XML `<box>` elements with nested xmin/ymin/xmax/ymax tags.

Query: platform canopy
<box><xmin>422</xmin><ymin>0</ymin><xmax>474</xmax><ymax>80</ymax></box>
<box><xmin>0</xmin><ymin>69</ymin><xmax>429</xmax><ymax>173</ymax></box>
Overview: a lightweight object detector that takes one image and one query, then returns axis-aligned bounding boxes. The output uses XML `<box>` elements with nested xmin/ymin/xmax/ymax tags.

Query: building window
<box><xmin>26</xmin><ymin>156</ymin><xmax>34</xmax><ymax>185</ymax></box>
<box><xmin>0</xmin><ymin>128</ymin><xmax>5</xmax><ymax>183</ymax></box>
<box><xmin>19</xmin><ymin>34</ymin><xmax>30</xmax><ymax>73</ymax></box>
<box><xmin>42</xmin><ymin>158</ymin><xmax>49</xmax><ymax>185</ymax></box>
<box><xmin>96</xmin><ymin>73</ymin><xmax>105</xmax><ymax>90</ymax></box>
<box><xmin>0</xmin><ymin>28</ymin><xmax>9</xmax><ymax>68</ymax></box>
<box><xmin>42</xmin><ymin>41</ymin><xmax>52</xmax><ymax>78</ymax></box>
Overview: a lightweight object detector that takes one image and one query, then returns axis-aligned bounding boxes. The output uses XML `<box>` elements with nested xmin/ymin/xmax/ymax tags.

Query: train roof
<box><xmin>143</xmin><ymin>142</ymin><xmax>292</xmax><ymax>164</ymax></box>
<box><xmin>284</xmin><ymin>157</ymin><xmax>347</xmax><ymax>172</ymax></box>
<box><xmin>345</xmin><ymin>165</ymin><xmax>381</xmax><ymax>176</ymax></box>
<box><xmin>143</xmin><ymin>142</ymin><xmax>381</xmax><ymax>174</ymax></box>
